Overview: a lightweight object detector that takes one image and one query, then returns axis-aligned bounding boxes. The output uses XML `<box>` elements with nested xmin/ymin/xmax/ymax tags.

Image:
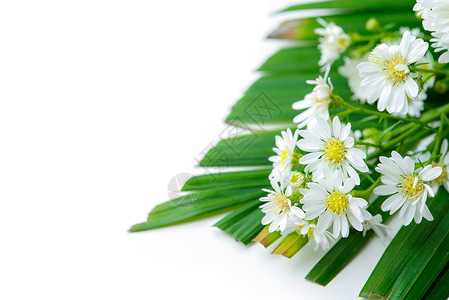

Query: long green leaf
<box><xmin>272</xmin><ymin>232</ymin><xmax>309</xmax><ymax>258</ymax></box>
<box><xmin>182</xmin><ymin>169</ymin><xmax>270</xmax><ymax>191</ymax></box>
<box><xmin>130</xmin><ymin>187</ymin><xmax>265</xmax><ymax>232</ymax></box>
<box><xmin>214</xmin><ymin>200</ymin><xmax>265</xmax><ymax>245</ymax></box>
<box><xmin>422</xmin><ymin>261</ymin><xmax>449</xmax><ymax>300</ymax></box>
<box><xmin>269</xmin><ymin>12</ymin><xmax>419</xmax><ymax>41</ymax></box>
<box><xmin>280</xmin><ymin>0</ymin><xmax>414</xmax><ymax>13</ymax></box>
<box><xmin>388</xmin><ymin>200</ymin><xmax>449</xmax><ymax>299</ymax></box>
<box><xmin>253</xmin><ymin>225</ymin><xmax>283</xmax><ymax>247</ymax></box>
<box><xmin>225</xmin><ymin>73</ymin><xmax>351</xmax><ymax>125</ymax></box>
<box><xmin>199</xmin><ymin>130</ymin><xmax>280</xmax><ymax>167</ymax></box>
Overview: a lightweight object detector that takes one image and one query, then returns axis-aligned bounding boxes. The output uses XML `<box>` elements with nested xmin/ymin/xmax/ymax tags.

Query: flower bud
<box><xmin>366</xmin><ymin>18</ymin><xmax>381</xmax><ymax>32</ymax></box>
<box><xmin>434</xmin><ymin>80</ymin><xmax>448</xmax><ymax>94</ymax></box>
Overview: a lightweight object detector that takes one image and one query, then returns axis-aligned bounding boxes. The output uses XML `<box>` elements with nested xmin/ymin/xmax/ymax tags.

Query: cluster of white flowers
<box><xmin>414</xmin><ymin>0</ymin><xmax>449</xmax><ymax>63</ymax></box>
<box><xmin>297</xmin><ymin>117</ymin><xmax>384</xmax><ymax>242</ymax></box>
<box><xmin>260</xmin><ymin>117</ymin><xmax>388</xmax><ymax>250</ymax></box>
<box><xmin>260</xmin><ymin>15</ymin><xmax>449</xmax><ymax>253</ymax></box>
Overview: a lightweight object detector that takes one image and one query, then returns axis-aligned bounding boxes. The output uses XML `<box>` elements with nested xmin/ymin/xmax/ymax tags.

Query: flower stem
<box><xmin>414</xmin><ymin>67</ymin><xmax>449</xmax><ymax>76</ymax></box>
<box><xmin>334</xmin><ymin>95</ymin><xmax>426</xmax><ymax>126</ymax></box>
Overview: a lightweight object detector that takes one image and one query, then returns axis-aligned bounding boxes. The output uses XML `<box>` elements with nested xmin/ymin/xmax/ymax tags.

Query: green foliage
<box><xmin>360</xmin><ymin>190</ymin><xmax>449</xmax><ymax>298</ymax></box>
<box><xmin>280</xmin><ymin>0</ymin><xmax>415</xmax><ymax>13</ymax></box>
<box><xmin>214</xmin><ymin>200</ymin><xmax>265</xmax><ymax>245</ymax></box>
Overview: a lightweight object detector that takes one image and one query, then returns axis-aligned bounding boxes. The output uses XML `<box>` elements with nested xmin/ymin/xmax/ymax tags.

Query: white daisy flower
<box><xmin>414</xmin><ymin>0</ymin><xmax>449</xmax><ymax>63</ymax></box>
<box><xmin>315</xmin><ymin>18</ymin><xmax>351</xmax><ymax>69</ymax></box>
<box><xmin>431</xmin><ymin>139</ymin><xmax>449</xmax><ymax>194</ymax></box>
<box><xmin>300</xmin><ymin>173</ymin><xmax>369</xmax><ymax>238</ymax></box>
<box><xmin>361</xmin><ymin>211</ymin><xmax>391</xmax><ymax>243</ymax></box>
<box><xmin>357</xmin><ymin>31</ymin><xmax>429</xmax><ymax>114</ymax></box>
<box><xmin>297</xmin><ymin>116</ymin><xmax>368</xmax><ymax>185</ymax></box>
<box><xmin>268</xmin><ymin>128</ymin><xmax>299</xmax><ymax>177</ymax></box>
<box><xmin>260</xmin><ymin>179</ymin><xmax>305</xmax><ymax>233</ymax></box>
<box><xmin>339</xmin><ymin>55</ymin><xmax>369</xmax><ymax>103</ymax></box>
<box><xmin>374</xmin><ymin>151</ymin><xmax>442</xmax><ymax>226</ymax></box>
<box><xmin>294</xmin><ymin>219</ymin><xmax>335</xmax><ymax>251</ymax></box>
<box><xmin>292</xmin><ymin>69</ymin><xmax>333</xmax><ymax>128</ymax></box>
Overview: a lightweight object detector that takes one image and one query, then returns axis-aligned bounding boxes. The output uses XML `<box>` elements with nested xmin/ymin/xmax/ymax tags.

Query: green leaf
<box><xmin>271</xmin><ymin>232</ymin><xmax>309</xmax><ymax>258</ymax></box>
<box><xmin>214</xmin><ymin>200</ymin><xmax>265</xmax><ymax>245</ymax></box>
<box><xmin>225</xmin><ymin>73</ymin><xmax>352</xmax><ymax>126</ymax></box>
<box><xmin>199</xmin><ymin>130</ymin><xmax>280</xmax><ymax>167</ymax></box>
<box><xmin>258</xmin><ymin>46</ymin><xmax>320</xmax><ymax>74</ymax></box>
<box><xmin>306</xmin><ymin>230</ymin><xmax>374</xmax><ymax>285</ymax></box>
<box><xmin>269</xmin><ymin>12</ymin><xmax>419</xmax><ymax>41</ymax></box>
<box><xmin>130</xmin><ymin>187</ymin><xmax>265</xmax><ymax>232</ymax></box>
<box><xmin>422</xmin><ymin>261</ymin><xmax>449</xmax><ymax>300</ymax></box>
<box><xmin>253</xmin><ymin>225</ymin><xmax>282</xmax><ymax>248</ymax></box>
<box><xmin>387</xmin><ymin>200</ymin><xmax>449</xmax><ymax>300</ymax></box>
<box><xmin>359</xmin><ymin>190</ymin><xmax>449</xmax><ymax>298</ymax></box>
<box><xmin>182</xmin><ymin>169</ymin><xmax>271</xmax><ymax>191</ymax></box>
<box><xmin>280</xmin><ymin>0</ymin><xmax>415</xmax><ymax>13</ymax></box>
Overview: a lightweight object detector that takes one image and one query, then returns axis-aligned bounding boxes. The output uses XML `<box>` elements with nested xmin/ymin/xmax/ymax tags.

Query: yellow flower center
<box><xmin>324</xmin><ymin>138</ymin><xmax>346</xmax><ymax>164</ymax></box>
<box><xmin>326</xmin><ymin>190</ymin><xmax>349</xmax><ymax>214</ymax></box>
<box><xmin>291</xmin><ymin>172</ymin><xmax>305</xmax><ymax>185</ymax></box>
<box><xmin>432</xmin><ymin>163</ymin><xmax>447</xmax><ymax>185</ymax></box>
<box><xmin>280</xmin><ymin>149</ymin><xmax>290</xmax><ymax>166</ymax></box>
<box><xmin>400</xmin><ymin>175</ymin><xmax>424</xmax><ymax>200</ymax></box>
<box><xmin>275</xmin><ymin>194</ymin><xmax>290</xmax><ymax>212</ymax></box>
<box><xmin>386</xmin><ymin>56</ymin><xmax>409</xmax><ymax>84</ymax></box>
<box><xmin>314</xmin><ymin>95</ymin><xmax>331</xmax><ymax>103</ymax></box>
<box><xmin>338</xmin><ymin>35</ymin><xmax>351</xmax><ymax>48</ymax></box>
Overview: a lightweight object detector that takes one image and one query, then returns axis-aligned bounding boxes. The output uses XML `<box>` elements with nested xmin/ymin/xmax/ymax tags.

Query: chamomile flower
<box><xmin>300</xmin><ymin>173</ymin><xmax>369</xmax><ymax>238</ymax></box>
<box><xmin>294</xmin><ymin>219</ymin><xmax>335</xmax><ymax>251</ymax></box>
<box><xmin>357</xmin><ymin>31</ymin><xmax>429</xmax><ymax>114</ymax></box>
<box><xmin>297</xmin><ymin>116</ymin><xmax>368</xmax><ymax>185</ymax></box>
<box><xmin>361</xmin><ymin>211</ymin><xmax>391</xmax><ymax>243</ymax></box>
<box><xmin>315</xmin><ymin>18</ymin><xmax>351</xmax><ymax>69</ymax></box>
<box><xmin>260</xmin><ymin>179</ymin><xmax>305</xmax><ymax>233</ymax></box>
<box><xmin>292</xmin><ymin>69</ymin><xmax>333</xmax><ymax>128</ymax></box>
<box><xmin>430</xmin><ymin>139</ymin><xmax>449</xmax><ymax>194</ymax></box>
<box><xmin>374</xmin><ymin>151</ymin><xmax>442</xmax><ymax>226</ymax></box>
<box><xmin>269</xmin><ymin>128</ymin><xmax>299</xmax><ymax>176</ymax></box>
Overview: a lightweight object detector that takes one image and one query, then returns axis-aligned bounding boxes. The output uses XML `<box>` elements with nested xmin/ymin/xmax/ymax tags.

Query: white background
<box><xmin>0</xmin><ymin>1</ymin><xmax>396</xmax><ymax>299</ymax></box>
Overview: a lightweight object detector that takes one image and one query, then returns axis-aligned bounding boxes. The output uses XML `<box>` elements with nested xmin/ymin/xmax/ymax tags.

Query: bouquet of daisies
<box><xmin>132</xmin><ymin>1</ymin><xmax>449</xmax><ymax>298</ymax></box>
